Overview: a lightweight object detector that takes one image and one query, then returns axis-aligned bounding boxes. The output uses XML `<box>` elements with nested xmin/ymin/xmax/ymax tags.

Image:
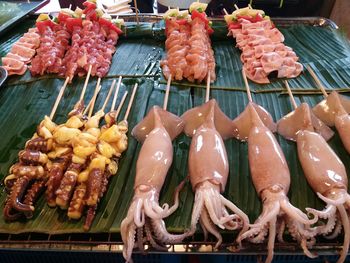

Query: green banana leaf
<box><xmin>0</xmin><ymin>16</ymin><xmax>349</xmax><ymax>241</ymax></box>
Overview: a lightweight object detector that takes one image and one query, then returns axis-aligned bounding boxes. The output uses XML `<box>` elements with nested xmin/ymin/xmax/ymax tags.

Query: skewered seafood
<box><xmin>182</xmin><ymin>99</ymin><xmax>249</xmax><ymax>248</ymax></box>
<box><xmin>312</xmin><ymin>91</ymin><xmax>350</xmax><ymax>154</ymax></box>
<box><xmin>3</xmin><ymin>116</ymin><xmax>56</xmax><ymax>220</ymax></box>
<box><xmin>277</xmin><ymin>81</ymin><xmax>350</xmax><ymax>263</ymax></box>
<box><xmin>121</xmin><ymin>106</ymin><xmax>186</xmax><ymax>262</ymax></box>
<box><xmin>224</xmin><ymin>7</ymin><xmax>303</xmax><ymax>83</ymax></box>
<box><xmin>161</xmin><ymin>2</ymin><xmax>216</xmax><ymax>83</ymax></box>
<box><xmin>234</xmin><ymin>103</ymin><xmax>318</xmax><ymax>263</ymax></box>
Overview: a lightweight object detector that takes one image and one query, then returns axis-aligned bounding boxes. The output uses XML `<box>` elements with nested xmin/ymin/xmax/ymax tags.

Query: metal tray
<box><xmin>116</xmin><ymin>13</ymin><xmax>338</xmax><ymax>29</ymax></box>
<box><xmin>0</xmin><ymin>0</ymin><xmax>49</xmax><ymax>37</ymax></box>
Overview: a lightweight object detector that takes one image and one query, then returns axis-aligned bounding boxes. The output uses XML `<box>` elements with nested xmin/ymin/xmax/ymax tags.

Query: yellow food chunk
<box><xmin>77</xmin><ymin>169</ymin><xmax>89</xmax><ymax>183</ymax></box>
<box><xmin>54</xmin><ymin>126</ymin><xmax>81</xmax><ymax>145</ymax></box>
<box><xmin>73</xmin><ymin>145</ymin><xmax>96</xmax><ymax>158</ymax></box>
<box><xmin>85</xmin><ymin>110</ymin><xmax>104</xmax><ymax>129</ymax></box>
<box><xmin>107</xmin><ymin>160</ymin><xmax>118</xmax><ymax>175</ymax></box>
<box><xmin>65</xmin><ymin>116</ymin><xmax>84</xmax><ymax>129</ymax></box>
<box><xmin>72</xmin><ymin>154</ymin><xmax>86</xmax><ymax>164</ymax></box>
<box><xmin>86</xmin><ymin>128</ymin><xmax>101</xmax><ymax>138</ymax></box>
<box><xmin>99</xmin><ymin>125</ymin><xmax>122</xmax><ymax>142</ymax></box>
<box><xmin>98</xmin><ymin>141</ymin><xmax>116</xmax><ymax>159</ymax></box>
<box><xmin>43</xmin><ymin>115</ymin><xmax>57</xmax><ymax>132</ymax></box>
<box><xmin>89</xmin><ymin>156</ymin><xmax>106</xmax><ymax>170</ymax></box>
<box><xmin>38</xmin><ymin>126</ymin><xmax>53</xmax><ymax>139</ymax></box>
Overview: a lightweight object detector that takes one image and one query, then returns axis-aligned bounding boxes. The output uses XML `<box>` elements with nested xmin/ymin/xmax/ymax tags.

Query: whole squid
<box><xmin>278</xmin><ymin>101</ymin><xmax>350</xmax><ymax>263</ymax></box>
<box><xmin>120</xmin><ymin>106</ymin><xmax>187</xmax><ymax>262</ymax></box>
<box><xmin>181</xmin><ymin>99</ymin><xmax>249</xmax><ymax>248</ymax></box>
<box><xmin>313</xmin><ymin>91</ymin><xmax>350</xmax><ymax>153</ymax></box>
<box><xmin>235</xmin><ymin>103</ymin><xmax>318</xmax><ymax>263</ymax></box>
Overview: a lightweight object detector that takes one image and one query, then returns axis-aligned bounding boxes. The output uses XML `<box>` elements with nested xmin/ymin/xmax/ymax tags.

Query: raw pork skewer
<box><xmin>224</xmin><ymin>7</ymin><xmax>303</xmax><ymax>84</ymax></box>
<box><xmin>235</xmin><ymin>70</ymin><xmax>318</xmax><ymax>263</ymax></box>
<box><xmin>121</xmin><ymin>75</ymin><xmax>187</xmax><ymax>262</ymax></box>
<box><xmin>278</xmin><ymin>80</ymin><xmax>350</xmax><ymax>263</ymax></box>
<box><xmin>3</xmin><ymin>77</ymin><xmax>70</xmax><ymax>220</ymax></box>
<box><xmin>182</xmin><ymin>75</ymin><xmax>249</xmax><ymax>248</ymax></box>
<box><xmin>307</xmin><ymin>66</ymin><xmax>350</xmax><ymax>154</ymax></box>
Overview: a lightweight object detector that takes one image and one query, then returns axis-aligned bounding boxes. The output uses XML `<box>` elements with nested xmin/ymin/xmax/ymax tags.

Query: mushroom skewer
<box><xmin>3</xmin><ymin>76</ymin><xmax>70</xmax><ymax>220</ymax></box>
<box><xmin>121</xmin><ymin>76</ymin><xmax>187</xmax><ymax>262</ymax></box>
<box><xmin>182</xmin><ymin>75</ymin><xmax>249</xmax><ymax>248</ymax></box>
<box><xmin>279</xmin><ymin>80</ymin><xmax>350</xmax><ymax>263</ymax></box>
<box><xmin>235</xmin><ymin>70</ymin><xmax>318</xmax><ymax>263</ymax></box>
<box><xmin>307</xmin><ymin>66</ymin><xmax>350</xmax><ymax>154</ymax></box>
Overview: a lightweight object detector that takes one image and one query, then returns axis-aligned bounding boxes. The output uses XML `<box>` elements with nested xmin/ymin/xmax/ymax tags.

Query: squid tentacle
<box><xmin>325</xmin><ymin>216</ymin><xmax>342</xmax><ymax>240</ymax></box>
<box><xmin>134</xmin><ymin>198</ymin><xmax>145</xmax><ymax>228</ymax></box>
<box><xmin>317</xmin><ymin>192</ymin><xmax>346</xmax><ymax>206</ymax></box>
<box><xmin>280</xmin><ymin>199</ymin><xmax>318</xmax><ymax>225</ymax></box>
<box><xmin>336</xmin><ymin>204</ymin><xmax>350</xmax><ymax>263</ymax></box>
<box><xmin>201</xmin><ymin>209</ymin><xmax>222</xmax><ymax>249</ymax></box>
<box><xmin>151</xmin><ymin>219</ymin><xmax>188</xmax><ymax>244</ymax></box>
<box><xmin>277</xmin><ymin>218</ymin><xmax>286</xmax><ymax>243</ymax></box>
<box><xmin>190</xmin><ymin>190</ymin><xmax>204</xmax><ymax>234</ymax></box>
<box><xmin>265</xmin><ymin>216</ymin><xmax>277</xmax><ymax>263</ymax></box>
<box><xmin>220</xmin><ymin>195</ymin><xmax>249</xmax><ymax>231</ymax></box>
<box><xmin>144</xmin><ymin>222</ymin><xmax>169</xmax><ymax>251</ymax></box>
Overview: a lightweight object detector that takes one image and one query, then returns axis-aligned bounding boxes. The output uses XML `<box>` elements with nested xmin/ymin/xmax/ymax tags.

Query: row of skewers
<box><xmin>120</xmin><ymin>65</ymin><xmax>350</xmax><ymax>263</ymax></box>
<box><xmin>3</xmin><ymin>70</ymin><xmax>138</xmax><ymax>230</ymax></box>
<box><xmin>1</xmin><ymin>0</ymin><xmax>124</xmax><ymax>81</ymax></box>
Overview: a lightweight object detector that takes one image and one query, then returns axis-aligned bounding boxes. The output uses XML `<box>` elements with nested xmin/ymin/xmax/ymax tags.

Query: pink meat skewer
<box><xmin>235</xmin><ymin>71</ymin><xmax>318</xmax><ymax>263</ymax></box>
<box><xmin>278</xmin><ymin>79</ymin><xmax>350</xmax><ymax>263</ymax></box>
<box><xmin>120</xmin><ymin>76</ymin><xmax>188</xmax><ymax>262</ymax></box>
<box><xmin>182</xmin><ymin>76</ymin><xmax>249</xmax><ymax>248</ymax></box>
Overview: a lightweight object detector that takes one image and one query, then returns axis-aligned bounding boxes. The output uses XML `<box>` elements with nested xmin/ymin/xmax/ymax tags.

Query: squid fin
<box><xmin>313</xmin><ymin>91</ymin><xmax>348</xmax><ymax>127</ymax></box>
<box><xmin>131</xmin><ymin>106</ymin><xmax>184</xmax><ymax>143</ymax></box>
<box><xmin>181</xmin><ymin>99</ymin><xmax>235</xmax><ymax>139</ymax></box>
<box><xmin>232</xmin><ymin>102</ymin><xmax>276</xmax><ymax>141</ymax></box>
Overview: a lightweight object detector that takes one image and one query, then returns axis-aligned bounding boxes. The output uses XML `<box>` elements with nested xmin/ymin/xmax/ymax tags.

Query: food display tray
<box><xmin>0</xmin><ymin>14</ymin><xmax>349</xmax><ymax>261</ymax></box>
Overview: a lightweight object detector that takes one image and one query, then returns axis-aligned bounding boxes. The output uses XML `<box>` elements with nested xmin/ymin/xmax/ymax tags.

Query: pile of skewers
<box><xmin>1</xmin><ymin>0</ymin><xmax>124</xmax><ymax>81</ymax></box>
<box><xmin>3</xmin><ymin>70</ymin><xmax>137</xmax><ymax>230</ymax></box>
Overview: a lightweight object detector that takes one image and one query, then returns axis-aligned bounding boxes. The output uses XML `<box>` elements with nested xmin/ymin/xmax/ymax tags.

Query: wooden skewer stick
<box><xmin>88</xmin><ymin>77</ymin><xmax>101</xmax><ymax>118</ymax></box>
<box><xmin>134</xmin><ymin>0</ymin><xmax>139</xmax><ymax>25</ymax></box>
<box><xmin>115</xmin><ymin>91</ymin><xmax>129</xmax><ymax>120</ymax></box>
<box><xmin>80</xmin><ymin>65</ymin><xmax>93</xmax><ymax>101</ymax></box>
<box><xmin>234</xmin><ymin>4</ymin><xmax>239</xmax><ymax>10</ymax></box>
<box><xmin>111</xmin><ymin>77</ymin><xmax>122</xmax><ymax>112</ymax></box>
<box><xmin>284</xmin><ymin>80</ymin><xmax>298</xmax><ymax>110</ymax></box>
<box><xmin>50</xmin><ymin>77</ymin><xmax>70</xmax><ymax>119</ymax></box>
<box><xmin>163</xmin><ymin>75</ymin><xmax>172</xmax><ymax>111</ymax></box>
<box><xmin>83</xmin><ymin>85</ymin><xmax>102</xmax><ymax>115</ymax></box>
<box><xmin>306</xmin><ymin>65</ymin><xmax>328</xmax><ymax>98</ymax></box>
<box><xmin>223</xmin><ymin>8</ymin><xmax>229</xmax><ymax>15</ymax></box>
<box><xmin>101</xmin><ymin>79</ymin><xmax>116</xmax><ymax>112</ymax></box>
<box><xmin>124</xmin><ymin>83</ymin><xmax>138</xmax><ymax>121</ymax></box>
<box><xmin>205</xmin><ymin>74</ymin><xmax>211</xmax><ymax>103</ymax></box>
<box><xmin>248</xmin><ymin>4</ymin><xmax>253</xmax><ymax>9</ymax></box>
<box><xmin>242</xmin><ymin>69</ymin><xmax>253</xmax><ymax>102</ymax></box>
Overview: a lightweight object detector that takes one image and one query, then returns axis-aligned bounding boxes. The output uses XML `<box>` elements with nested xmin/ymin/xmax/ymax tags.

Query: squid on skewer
<box><xmin>182</xmin><ymin>99</ymin><xmax>249</xmax><ymax>248</ymax></box>
<box><xmin>235</xmin><ymin>72</ymin><xmax>318</xmax><ymax>263</ymax></box>
<box><xmin>121</xmin><ymin>78</ymin><xmax>187</xmax><ymax>262</ymax></box>
<box><xmin>307</xmin><ymin>66</ymin><xmax>350</xmax><ymax>153</ymax></box>
<box><xmin>278</xmin><ymin>81</ymin><xmax>350</xmax><ymax>263</ymax></box>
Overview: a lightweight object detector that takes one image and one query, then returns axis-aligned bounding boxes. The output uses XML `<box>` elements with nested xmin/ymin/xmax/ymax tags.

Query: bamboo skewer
<box><xmin>124</xmin><ymin>83</ymin><xmax>138</xmax><ymax>121</ymax></box>
<box><xmin>133</xmin><ymin>0</ymin><xmax>139</xmax><ymax>25</ymax></box>
<box><xmin>242</xmin><ymin>69</ymin><xmax>253</xmax><ymax>103</ymax></box>
<box><xmin>163</xmin><ymin>75</ymin><xmax>172</xmax><ymax>111</ymax></box>
<box><xmin>83</xmin><ymin>85</ymin><xmax>102</xmax><ymax>116</ymax></box>
<box><xmin>284</xmin><ymin>80</ymin><xmax>298</xmax><ymax>110</ymax></box>
<box><xmin>49</xmin><ymin>77</ymin><xmax>70</xmax><ymax>119</ymax></box>
<box><xmin>111</xmin><ymin>77</ymin><xmax>122</xmax><ymax>112</ymax></box>
<box><xmin>205</xmin><ymin>74</ymin><xmax>211</xmax><ymax>103</ymax></box>
<box><xmin>115</xmin><ymin>91</ymin><xmax>129</xmax><ymax>120</ymax></box>
<box><xmin>101</xmin><ymin>79</ymin><xmax>117</xmax><ymax>113</ymax></box>
<box><xmin>223</xmin><ymin>8</ymin><xmax>229</xmax><ymax>15</ymax></box>
<box><xmin>88</xmin><ymin>78</ymin><xmax>102</xmax><ymax>118</ymax></box>
<box><xmin>80</xmin><ymin>65</ymin><xmax>93</xmax><ymax>101</ymax></box>
<box><xmin>234</xmin><ymin>4</ymin><xmax>239</xmax><ymax>10</ymax></box>
<box><xmin>306</xmin><ymin>65</ymin><xmax>328</xmax><ymax>98</ymax></box>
